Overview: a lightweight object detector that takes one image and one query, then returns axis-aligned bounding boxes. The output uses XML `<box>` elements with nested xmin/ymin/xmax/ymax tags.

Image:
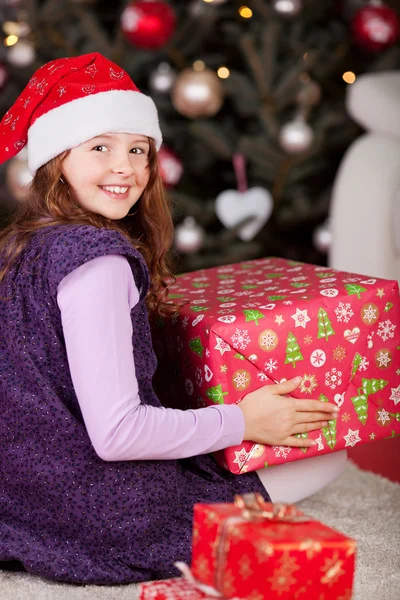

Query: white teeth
<box><xmin>101</xmin><ymin>186</ymin><xmax>128</xmax><ymax>194</ymax></box>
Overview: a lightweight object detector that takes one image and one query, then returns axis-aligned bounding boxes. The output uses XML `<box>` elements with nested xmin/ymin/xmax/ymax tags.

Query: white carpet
<box><xmin>1</xmin><ymin>460</ymin><xmax>399</xmax><ymax>600</ymax></box>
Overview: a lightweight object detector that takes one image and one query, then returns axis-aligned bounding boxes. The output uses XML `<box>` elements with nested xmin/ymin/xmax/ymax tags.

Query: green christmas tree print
<box><xmin>243</xmin><ymin>309</ymin><xmax>266</xmax><ymax>326</ymax></box>
<box><xmin>294</xmin><ymin>432</ymin><xmax>309</xmax><ymax>453</ymax></box>
<box><xmin>189</xmin><ymin>336</ymin><xmax>204</xmax><ymax>358</ymax></box>
<box><xmin>350</xmin><ymin>353</ymin><xmax>363</xmax><ymax>382</ymax></box>
<box><xmin>284</xmin><ymin>332</ymin><xmax>304</xmax><ymax>368</ymax></box>
<box><xmin>319</xmin><ymin>394</ymin><xmax>337</xmax><ymax>449</ymax></box>
<box><xmin>344</xmin><ymin>283</ymin><xmax>367</xmax><ymax>299</ymax></box>
<box><xmin>206</xmin><ymin>384</ymin><xmax>228</xmax><ymax>404</ymax></box>
<box><xmin>350</xmin><ymin>379</ymin><xmax>387</xmax><ymax>425</ymax></box>
<box><xmin>317</xmin><ymin>308</ymin><xmax>335</xmax><ymax>341</ymax></box>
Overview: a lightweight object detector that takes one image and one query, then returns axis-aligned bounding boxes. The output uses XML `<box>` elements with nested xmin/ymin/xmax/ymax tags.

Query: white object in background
<box><xmin>215</xmin><ymin>187</ymin><xmax>273</xmax><ymax>242</ymax></box>
<box><xmin>329</xmin><ymin>71</ymin><xmax>400</xmax><ymax>283</ymax></box>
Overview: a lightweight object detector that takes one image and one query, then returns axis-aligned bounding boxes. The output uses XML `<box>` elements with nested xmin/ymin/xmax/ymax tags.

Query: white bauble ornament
<box><xmin>6</xmin><ymin>148</ymin><xmax>32</xmax><ymax>201</ymax></box>
<box><xmin>215</xmin><ymin>187</ymin><xmax>273</xmax><ymax>242</ymax></box>
<box><xmin>313</xmin><ymin>220</ymin><xmax>332</xmax><ymax>253</ymax></box>
<box><xmin>172</xmin><ymin>67</ymin><xmax>224</xmax><ymax>119</ymax></box>
<box><xmin>175</xmin><ymin>216</ymin><xmax>205</xmax><ymax>253</ymax></box>
<box><xmin>7</xmin><ymin>40</ymin><xmax>36</xmax><ymax>67</ymax></box>
<box><xmin>273</xmin><ymin>0</ymin><xmax>302</xmax><ymax>17</ymax></box>
<box><xmin>279</xmin><ymin>118</ymin><xmax>313</xmax><ymax>153</ymax></box>
<box><xmin>149</xmin><ymin>62</ymin><xmax>177</xmax><ymax>94</ymax></box>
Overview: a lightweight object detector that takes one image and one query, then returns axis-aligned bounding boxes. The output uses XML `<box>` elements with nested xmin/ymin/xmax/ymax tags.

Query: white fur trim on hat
<box><xmin>27</xmin><ymin>89</ymin><xmax>162</xmax><ymax>175</ymax></box>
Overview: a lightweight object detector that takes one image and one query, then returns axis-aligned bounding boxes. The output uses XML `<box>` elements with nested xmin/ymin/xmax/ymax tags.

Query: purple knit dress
<box><xmin>0</xmin><ymin>224</ymin><xmax>270</xmax><ymax>585</ymax></box>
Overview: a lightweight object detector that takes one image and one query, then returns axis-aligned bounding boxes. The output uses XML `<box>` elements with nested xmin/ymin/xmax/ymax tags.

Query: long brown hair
<box><xmin>0</xmin><ymin>138</ymin><xmax>179</xmax><ymax>316</ymax></box>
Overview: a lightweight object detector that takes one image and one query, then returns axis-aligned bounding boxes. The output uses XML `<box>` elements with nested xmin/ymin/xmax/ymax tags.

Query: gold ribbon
<box><xmin>175</xmin><ymin>493</ymin><xmax>312</xmax><ymax>599</ymax></box>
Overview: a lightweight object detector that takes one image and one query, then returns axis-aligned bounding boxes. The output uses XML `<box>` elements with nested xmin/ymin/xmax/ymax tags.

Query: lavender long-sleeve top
<box><xmin>56</xmin><ymin>254</ymin><xmax>246</xmax><ymax>461</ymax></box>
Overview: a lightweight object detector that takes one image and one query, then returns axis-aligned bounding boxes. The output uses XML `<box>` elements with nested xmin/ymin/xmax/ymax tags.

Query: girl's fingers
<box><xmin>283</xmin><ymin>436</ymin><xmax>317</xmax><ymax>448</ymax></box>
<box><xmin>295</xmin><ymin>411</ymin><xmax>337</xmax><ymax>423</ymax></box>
<box><xmin>294</xmin><ymin>399</ymin><xmax>339</xmax><ymax>414</ymax></box>
<box><xmin>272</xmin><ymin>377</ymin><xmax>302</xmax><ymax>396</ymax></box>
<box><xmin>291</xmin><ymin>421</ymin><xmax>329</xmax><ymax>434</ymax></box>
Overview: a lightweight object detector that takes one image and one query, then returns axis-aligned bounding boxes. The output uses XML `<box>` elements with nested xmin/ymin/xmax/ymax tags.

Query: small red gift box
<box><xmin>151</xmin><ymin>257</ymin><xmax>400</xmax><ymax>473</ymax></box>
<box><xmin>191</xmin><ymin>493</ymin><xmax>356</xmax><ymax>600</ymax></box>
<box><xmin>139</xmin><ymin>577</ymin><xmax>214</xmax><ymax>600</ymax></box>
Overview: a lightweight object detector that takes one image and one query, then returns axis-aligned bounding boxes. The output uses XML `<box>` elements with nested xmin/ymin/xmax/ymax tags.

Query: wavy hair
<box><xmin>0</xmin><ymin>139</ymin><xmax>179</xmax><ymax>316</ymax></box>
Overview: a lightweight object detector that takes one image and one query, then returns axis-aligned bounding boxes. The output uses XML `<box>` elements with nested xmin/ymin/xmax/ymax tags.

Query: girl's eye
<box><xmin>130</xmin><ymin>147</ymin><xmax>145</xmax><ymax>154</ymax></box>
<box><xmin>93</xmin><ymin>145</ymin><xmax>108</xmax><ymax>152</ymax></box>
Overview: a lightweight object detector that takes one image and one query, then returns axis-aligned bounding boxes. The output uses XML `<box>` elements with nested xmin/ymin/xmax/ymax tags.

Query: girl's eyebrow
<box><xmin>89</xmin><ymin>134</ymin><xmax>150</xmax><ymax>144</ymax></box>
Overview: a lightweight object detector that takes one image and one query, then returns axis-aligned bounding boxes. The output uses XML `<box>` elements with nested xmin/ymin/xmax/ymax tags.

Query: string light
<box><xmin>342</xmin><ymin>71</ymin><xmax>356</xmax><ymax>84</ymax></box>
<box><xmin>239</xmin><ymin>6</ymin><xmax>253</xmax><ymax>18</ymax></box>
<box><xmin>4</xmin><ymin>35</ymin><xmax>19</xmax><ymax>47</ymax></box>
<box><xmin>217</xmin><ymin>66</ymin><xmax>230</xmax><ymax>79</ymax></box>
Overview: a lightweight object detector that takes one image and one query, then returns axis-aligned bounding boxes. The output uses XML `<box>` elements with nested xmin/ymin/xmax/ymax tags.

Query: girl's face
<box><xmin>61</xmin><ymin>132</ymin><xmax>151</xmax><ymax>220</ymax></box>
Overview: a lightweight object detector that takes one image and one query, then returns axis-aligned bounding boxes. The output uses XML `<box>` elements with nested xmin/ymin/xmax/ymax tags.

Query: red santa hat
<box><xmin>0</xmin><ymin>52</ymin><xmax>162</xmax><ymax>175</ymax></box>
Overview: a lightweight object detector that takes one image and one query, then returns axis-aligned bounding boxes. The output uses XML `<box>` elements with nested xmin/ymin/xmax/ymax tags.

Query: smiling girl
<box><xmin>0</xmin><ymin>53</ymin><xmax>340</xmax><ymax>585</ymax></box>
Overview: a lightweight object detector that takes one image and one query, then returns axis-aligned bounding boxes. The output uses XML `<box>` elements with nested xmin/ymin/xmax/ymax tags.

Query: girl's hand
<box><xmin>237</xmin><ymin>376</ymin><xmax>339</xmax><ymax>448</ymax></box>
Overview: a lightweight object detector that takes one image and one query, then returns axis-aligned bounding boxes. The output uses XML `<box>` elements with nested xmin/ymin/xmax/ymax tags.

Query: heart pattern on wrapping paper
<box><xmin>334</xmin><ymin>392</ymin><xmax>345</xmax><ymax>407</ymax></box>
<box><xmin>344</xmin><ymin>327</ymin><xmax>360</xmax><ymax>344</ymax></box>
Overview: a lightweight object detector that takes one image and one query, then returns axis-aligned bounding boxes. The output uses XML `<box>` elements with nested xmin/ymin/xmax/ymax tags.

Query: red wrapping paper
<box><xmin>191</xmin><ymin>497</ymin><xmax>356</xmax><ymax>600</ymax></box>
<box><xmin>150</xmin><ymin>257</ymin><xmax>400</xmax><ymax>474</ymax></box>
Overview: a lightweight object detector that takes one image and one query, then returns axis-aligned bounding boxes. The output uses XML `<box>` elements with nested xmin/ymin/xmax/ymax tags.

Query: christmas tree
<box><xmin>0</xmin><ymin>0</ymin><xmax>399</xmax><ymax>274</ymax></box>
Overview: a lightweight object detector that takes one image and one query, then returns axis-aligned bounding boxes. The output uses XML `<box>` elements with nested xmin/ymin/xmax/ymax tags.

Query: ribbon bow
<box><xmin>175</xmin><ymin>493</ymin><xmax>311</xmax><ymax>599</ymax></box>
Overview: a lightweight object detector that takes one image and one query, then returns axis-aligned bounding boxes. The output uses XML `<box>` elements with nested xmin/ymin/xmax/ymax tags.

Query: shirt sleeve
<box><xmin>56</xmin><ymin>254</ymin><xmax>245</xmax><ymax>462</ymax></box>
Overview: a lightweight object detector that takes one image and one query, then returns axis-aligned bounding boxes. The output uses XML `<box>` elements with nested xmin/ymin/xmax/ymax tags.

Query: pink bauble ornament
<box><xmin>172</xmin><ymin>67</ymin><xmax>224</xmax><ymax>119</ymax></box>
<box><xmin>121</xmin><ymin>0</ymin><xmax>176</xmax><ymax>50</ymax></box>
<box><xmin>351</xmin><ymin>1</ymin><xmax>400</xmax><ymax>53</ymax></box>
<box><xmin>158</xmin><ymin>145</ymin><xmax>184</xmax><ymax>187</ymax></box>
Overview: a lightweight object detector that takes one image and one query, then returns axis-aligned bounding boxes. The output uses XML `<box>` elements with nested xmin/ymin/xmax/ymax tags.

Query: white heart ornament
<box><xmin>215</xmin><ymin>187</ymin><xmax>273</xmax><ymax>241</ymax></box>
<box><xmin>334</xmin><ymin>393</ymin><xmax>345</xmax><ymax>407</ymax></box>
<box><xmin>204</xmin><ymin>365</ymin><xmax>213</xmax><ymax>382</ymax></box>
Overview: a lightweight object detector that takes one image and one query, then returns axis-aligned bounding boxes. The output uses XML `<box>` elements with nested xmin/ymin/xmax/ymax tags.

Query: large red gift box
<box><xmin>191</xmin><ymin>494</ymin><xmax>356</xmax><ymax>600</ymax></box>
<box><xmin>151</xmin><ymin>257</ymin><xmax>400</xmax><ymax>474</ymax></box>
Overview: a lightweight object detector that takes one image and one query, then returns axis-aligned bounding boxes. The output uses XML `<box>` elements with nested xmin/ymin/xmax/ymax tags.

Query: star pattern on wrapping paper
<box><xmin>389</xmin><ymin>385</ymin><xmax>400</xmax><ymax>406</ymax></box>
<box><xmin>291</xmin><ymin>308</ymin><xmax>311</xmax><ymax>328</ymax></box>
<box><xmin>343</xmin><ymin>428</ymin><xmax>361</xmax><ymax>447</ymax></box>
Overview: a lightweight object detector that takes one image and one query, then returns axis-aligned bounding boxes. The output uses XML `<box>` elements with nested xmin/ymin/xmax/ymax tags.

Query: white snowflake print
<box><xmin>310</xmin><ymin>349</ymin><xmax>326</xmax><ymax>367</ymax></box>
<box><xmin>272</xmin><ymin>446</ymin><xmax>292</xmax><ymax>459</ymax></box>
<box><xmin>233</xmin><ymin>372</ymin><xmax>250</xmax><ymax>389</ymax></box>
<box><xmin>358</xmin><ymin>356</ymin><xmax>370</xmax><ymax>372</ymax></box>
<box><xmin>205</xmin><ymin>349</ymin><xmax>211</xmax><ymax>358</ymax></box>
<box><xmin>176</xmin><ymin>336</ymin><xmax>183</xmax><ymax>353</ymax></box>
<box><xmin>283</xmin><ymin>300</ymin><xmax>293</xmax><ymax>305</ymax></box>
<box><xmin>257</xmin><ymin>372</ymin><xmax>268</xmax><ymax>382</ymax></box>
<box><xmin>291</xmin><ymin>276</ymin><xmax>307</xmax><ymax>282</ymax></box>
<box><xmin>376</xmin><ymin>350</ymin><xmax>390</xmax><ymax>368</ymax></box>
<box><xmin>377</xmin><ymin>319</ymin><xmax>397</xmax><ymax>342</ymax></box>
<box><xmin>389</xmin><ymin>385</ymin><xmax>400</xmax><ymax>406</ymax></box>
<box><xmin>377</xmin><ymin>409</ymin><xmax>390</xmax><ymax>426</ymax></box>
<box><xmin>185</xmin><ymin>379</ymin><xmax>194</xmax><ymax>397</ymax></box>
<box><xmin>362</xmin><ymin>304</ymin><xmax>378</xmax><ymax>324</ymax></box>
<box><xmin>217</xmin><ymin>266</ymin><xmax>235</xmax><ymax>273</ymax></box>
<box><xmin>195</xmin><ymin>367</ymin><xmax>203</xmax><ymax>388</ymax></box>
<box><xmin>344</xmin><ymin>428</ymin><xmax>361</xmax><ymax>448</ymax></box>
<box><xmin>259</xmin><ymin>331</ymin><xmax>278</xmax><ymax>351</ymax></box>
<box><xmin>217</xmin><ymin>308</ymin><xmax>235</xmax><ymax>314</ymax></box>
<box><xmin>264</xmin><ymin>359</ymin><xmax>278</xmax><ymax>373</ymax></box>
<box><xmin>190</xmin><ymin>298</ymin><xmax>209</xmax><ymax>304</ymax></box>
<box><xmin>182</xmin><ymin>316</ymin><xmax>189</xmax><ymax>330</ymax></box>
<box><xmin>230</xmin><ymin>328</ymin><xmax>251</xmax><ymax>350</ymax></box>
<box><xmin>325</xmin><ymin>367</ymin><xmax>343</xmax><ymax>390</ymax></box>
<box><xmin>334</xmin><ymin>302</ymin><xmax>354</xmax><ymax>323</ymax></box>
<box><xmin>214</xmin><ymin>337</ymin><xmax>231</xmax><ymax>356</ymax></box>
<box><xmin>242</xmin><ymin>302</ymin><xmax>261</xmax><ymax>308</ymax></box>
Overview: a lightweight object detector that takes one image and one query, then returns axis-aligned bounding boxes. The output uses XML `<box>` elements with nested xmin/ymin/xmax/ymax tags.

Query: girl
<box><xmin>0</xmin><ymin>53</ymin><xmax>341</xmax><ymax>585</ymax></box>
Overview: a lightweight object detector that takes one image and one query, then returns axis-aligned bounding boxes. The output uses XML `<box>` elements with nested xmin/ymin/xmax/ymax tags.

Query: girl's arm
<box><xmin>57</xmin><ymin>254</ymin><xmax>245</xmax><ymax>462</ymax></box>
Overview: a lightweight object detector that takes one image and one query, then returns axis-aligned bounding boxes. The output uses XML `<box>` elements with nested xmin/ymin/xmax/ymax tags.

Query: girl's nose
<box><xmin>111</xmin><ymin>155</ymin><xmax>135</xmax><ymax>176</ymax></box>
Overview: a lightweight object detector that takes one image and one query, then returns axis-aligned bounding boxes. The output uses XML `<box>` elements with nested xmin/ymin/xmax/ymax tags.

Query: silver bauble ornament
<box><xmin>175</xmin><ymin>216</ymin><xmax>205</xmax><ymax>254</ymax></box>
<box><xmin>273</xmin><ymin>0</ymin><xmax>302</xmax><ymax>17</ymax></box>
<box><xmin>172</xmin><ymin>67</ymin><xmax>224</xmax><ymax>119</ymax></box>
<box><xmin>7</xmin><ymin>40</ymin><xmax>36</xmax><ymax>67</ymax></box>
<box><xmin>279</xmin><ymin>118</ymin><xmax>313</xmax><ymax>153</ymax></box>
<box><xmin>149</xmin><ymin>62</ymin><xmax>177</xmax><ymax>94</ymax></box>
<box><xmin>313</xmin><ymin>220</ymin><xmax>332</xmax><ymax>254</ymax></box>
